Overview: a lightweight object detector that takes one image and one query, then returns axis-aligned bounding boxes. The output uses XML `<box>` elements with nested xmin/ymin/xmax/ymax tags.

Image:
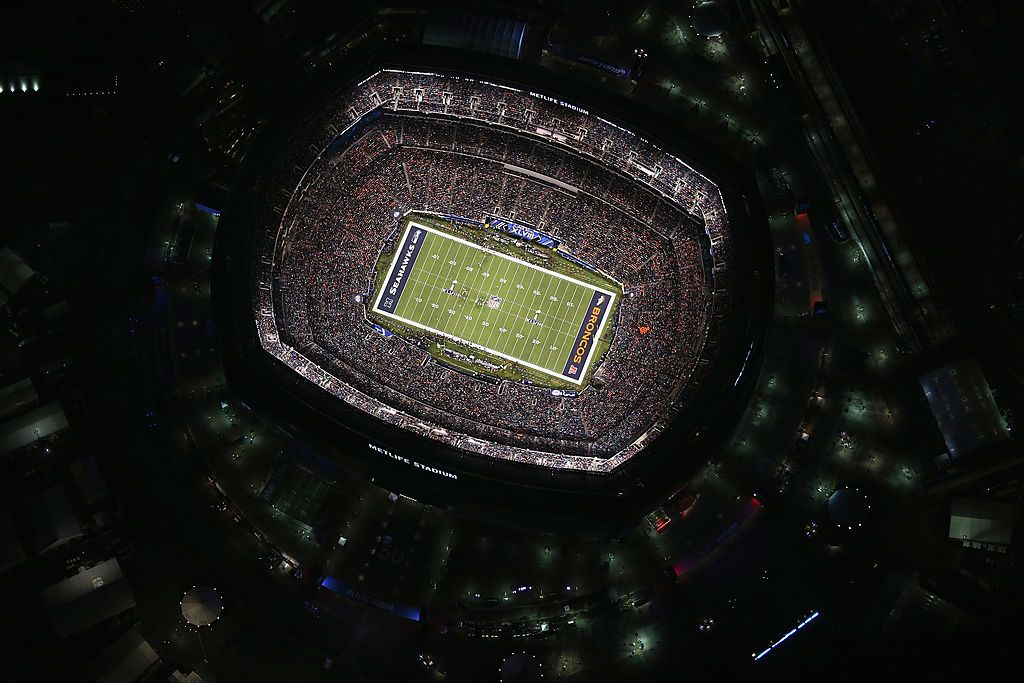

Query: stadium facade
<box><xmin>214</xmin><ymin>47</ymin><xmax>773</xmax><ymax>533</ymax></box>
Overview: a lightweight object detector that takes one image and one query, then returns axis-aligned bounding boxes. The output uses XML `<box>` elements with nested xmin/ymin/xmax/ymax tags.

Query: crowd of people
<box><xmin>249</xmin><ymin>70</ymin><xmax>737</xmax><ymax>473</ymax></box>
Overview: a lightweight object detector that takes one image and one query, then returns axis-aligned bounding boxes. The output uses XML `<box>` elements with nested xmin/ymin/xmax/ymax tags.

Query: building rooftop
<box><xmin>0</xmin><ymin>247</ymin><xmax>36</xmax><ymax>298</ymax></box>
<box><xmin>0</xmin><ymin>401</ymin><xmax>70</xmax><ymax>456</ymax></box>
<box><xmin>0</xmin><ymin>377</ymin><xmax>38</xmax><ymax>420</ymax></box>
<box><xmin>0</xmin><ymin>511</ymin><xmax>27</xmax><ymax>573</ymax></box>
<box><xmin>87</xmin><ymin>627</ymin><xmax>160</xmax><ymax>683</ymax></box>
<box><xmin>919</xmin><ymin>359</ymin><xmax>1009</xmax><ymax>458</ymax></box>
<box><xmin>40</xmin><ymin>558</ymin><xmax>136</xmax><ymax>639</ymax></box>
<box><xmin>949</xmin><ymin>498</ymin><xmax>1014</xmax><ymax>547</ymax></box>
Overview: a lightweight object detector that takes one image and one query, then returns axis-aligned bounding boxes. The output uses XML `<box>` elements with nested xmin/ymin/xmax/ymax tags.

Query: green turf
<box><xmin>372</xmin><ymin>221</ymin><xmax>617</xmax><ymax>384</ymax></box>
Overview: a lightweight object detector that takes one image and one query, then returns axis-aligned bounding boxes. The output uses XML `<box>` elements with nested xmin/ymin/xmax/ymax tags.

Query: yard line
<box><xmin>554</xmin><ymin>278</ymin><xmax>580</xmax><ymax>362</ymax></box>
<box><xmin>423</xmin><ymin>237</ymin><xmax>459</xmax><ymax>330</ymax></box>
<box><xmin>372</xmin><ymin>221</ymin><xmax>618</xmax><ymax>384</ymax></box>
<box><xmin>411</xmin><ymin>228</ymin><xmax>603</xmax><ymax>340</ymax></box>
<box><xmin>526</xmin><ymin>273</ymin><xmax>562</xmax><ymax>369</ymax></box>
<box><xmin>411</xmin><ymin>234</ymin><xmax>456</xmax><ymax>330</ymax></box>
<box><xmin>436</xmin><ymin>238</ymin><xmax>469</xmax><ymax>331</ymax></box>
<box><xmin>401</xmin><ymin>232</ymin><xmax>442</xmax><ymax>325</ymax></box>
<box><xmin>521</xmin><ymin>263</ymin><xmax>551</xmax><ymax>367</ymax></box>
<box><xmin>507</xmin><ymin>267</ymin><xmax>543</xmax><ymax>362</ymax></box>
<box><xmin>545</xmin><ymin>283</ymin><xmax>577</xmax><ymax>372</ymax></box>
<box><xmin>439</xmin><ymin>240</ymin><xmax>469</xmax><ymax>337</ymax></box>
<box><xmin>491</xmin><ymin>260</ymin><xmax>526</xmax><ymax>357</ymax></box>
<box><xmin>451</xmin><ymin>242</ymin><xmax>489</xmax><ymax>342</ymax></box>
<box><xmin>478</xmin><ymin>255</ymin><xmax>514</xmax><ymax>351</ymax></box>
<box><xmin>537</xmin><ymin>276</ymin><xmax>574</xmax><ymax>370</ymax></box>
<box><xmin>491</xmin><ymin>261</ymin><xmax>523</xmax><ymax>360</ymax></box>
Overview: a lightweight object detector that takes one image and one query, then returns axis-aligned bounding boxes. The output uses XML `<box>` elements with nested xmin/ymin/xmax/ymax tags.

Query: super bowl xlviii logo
<box><xmin>486</xmin><ymin>295</ymin><xmax>502</xmax><ymax>309</ymax></box>
<box><xmin>510</xmin><ymin>226</ymin><xmax>537</xmax><ymax>240</ymax></box>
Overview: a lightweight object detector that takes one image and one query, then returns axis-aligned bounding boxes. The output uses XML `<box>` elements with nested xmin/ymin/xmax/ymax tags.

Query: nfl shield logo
<box><xmin>486</xmin><ymin>295</ymin><xmax>502</xmax><ymax>309</ymax></box>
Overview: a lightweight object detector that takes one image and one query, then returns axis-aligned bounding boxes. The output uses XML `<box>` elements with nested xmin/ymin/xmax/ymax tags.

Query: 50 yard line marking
<box><xmin>481</xmin><ymin>256</ymin><xmax>514</xmax><ymax>351</ymax></box>
<box><xmin>492</xmin><ymin>259</ymin><xmax>523</xmax><ymax>357</ymax></box>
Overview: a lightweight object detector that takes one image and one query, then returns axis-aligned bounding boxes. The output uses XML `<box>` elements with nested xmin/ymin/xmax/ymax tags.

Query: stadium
<box><xmin>215</xmin><ymin>49</ymin><xmax>772</xmax><ymax>530</ymax></box>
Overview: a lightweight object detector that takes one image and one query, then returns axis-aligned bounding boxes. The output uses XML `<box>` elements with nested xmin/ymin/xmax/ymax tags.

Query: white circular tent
<box><xmin>180</xmin><ymin>585</ymin><xmax>223</xmax><ymax>627</ymax></box>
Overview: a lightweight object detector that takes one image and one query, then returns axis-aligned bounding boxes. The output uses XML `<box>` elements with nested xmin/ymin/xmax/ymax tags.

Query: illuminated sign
<box><xmin>368</xmin><ymin>442</ymin><xmax>458</xmax><ymax>480</ymax></box>
<box><xmin>527</xmin><ymin>90</ymin><xmax>590</xmax><ymax>115</ymax></box>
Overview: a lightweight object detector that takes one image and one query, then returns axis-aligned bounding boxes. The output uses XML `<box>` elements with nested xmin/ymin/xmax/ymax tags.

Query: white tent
<box><xmin>181</xmin><ymin>585</ymin><xmax>223</xmax><ymax>627</ymax></box>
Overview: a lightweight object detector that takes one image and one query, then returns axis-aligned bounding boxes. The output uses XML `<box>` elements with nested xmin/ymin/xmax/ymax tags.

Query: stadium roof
<box><xmin>0</xmin><ymin>400</ymin><xmax>69</xmax><ymax>455</ymax></box>
<box><xmin>0</xmin><ymin>247</ymin><xmax>36</xmax><ymax>298</ymax></box>
<box><xmin>919</xmin><ymin>359</ymin><xmax>1009</xmax><ymax>458</ymax></box>
<box><xmin>948</xmin><ymin>498</ymin><xmax>1013</xmax><ymax>546</ymax></box>
<box><xmin>29</xmin><ymin>484</ymin><xmax>84</xmax><ymax>554</ymax></box>
<box><xmin>40</xmin><ymin>558</ymin><xmax>136</xmax><ymax>639</ymax></box>
<box><xmin>0</xmin><ymin>377</ymin><xmax>38</xmax><ymax>419</ymax></box>
<box><xmin>87</xmin><ymin>627</ymin><xmax>160</xmax><ymax>683</ymax></box>
<box><xmin>0</xmin><ymin>511</ymin><xmax>27</xmax><ymax>573</ymax></box>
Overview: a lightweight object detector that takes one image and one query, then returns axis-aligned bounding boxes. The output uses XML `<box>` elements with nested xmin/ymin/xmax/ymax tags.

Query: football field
<box><xmin>372</xmin><ymin>222</ymin><xmax>616</xmax><ymax>384</ymax></box>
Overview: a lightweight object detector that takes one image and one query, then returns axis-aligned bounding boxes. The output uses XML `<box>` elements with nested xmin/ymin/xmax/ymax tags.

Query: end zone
<box><xmin>375</xmin><ymin>225</ymin><xmax>426</xmax><ymax>315</ymax></box>
<box><xmin>561</xmin><ymin>290</ymin><xmax>613</xmax><ymax>381</ymax></box>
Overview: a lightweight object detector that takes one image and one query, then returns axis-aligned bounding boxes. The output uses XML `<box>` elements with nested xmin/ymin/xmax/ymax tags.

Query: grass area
<box><xmin>367</xmin><ymin>213</ymin><xmax>622</xmax><ymax>388</ymax></box>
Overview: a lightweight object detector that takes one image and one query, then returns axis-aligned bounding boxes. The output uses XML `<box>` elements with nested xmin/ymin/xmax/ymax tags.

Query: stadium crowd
<box><xmin>250</xmin><ymin>70</ymin><xmax>736</xmax><ymax>472</ymax></box>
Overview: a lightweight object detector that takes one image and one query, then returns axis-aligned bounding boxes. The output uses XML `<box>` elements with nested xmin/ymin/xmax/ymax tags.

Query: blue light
<box><xmin>754</xmin><ymin>611</ymin><xmax>820</xmax><ymax>661</ymax></box>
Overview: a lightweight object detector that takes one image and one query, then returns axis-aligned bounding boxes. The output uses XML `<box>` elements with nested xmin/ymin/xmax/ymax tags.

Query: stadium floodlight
<box><xmin>20</xmin><ymin>81</ymin><xmax>27</xmax><ymax>92</ymax></box>
<box><xmin>32</xmin><ymin>80</ymin><xmax>39</xmax><ymax>92</ymax></box>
